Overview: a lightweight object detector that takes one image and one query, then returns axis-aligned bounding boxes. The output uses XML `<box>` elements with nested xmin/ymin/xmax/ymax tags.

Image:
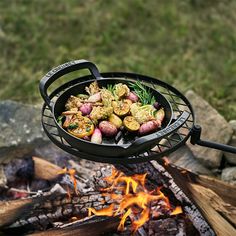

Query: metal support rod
<box><xmin>190</xmin><ymin>125</ymin><xmax>236</xmax><ymax>154</ymax></box>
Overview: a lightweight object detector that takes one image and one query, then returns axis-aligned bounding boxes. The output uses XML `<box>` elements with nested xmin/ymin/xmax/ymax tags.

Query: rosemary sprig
<box><xmin>106</xmin><ymin>84</ymin><xmax>115</xmax><ymax>95</ymax></box>
<box><xmin>129</xmin><ymin>81</ymin><xmax>155</xmax><ymax>105</ymax></box>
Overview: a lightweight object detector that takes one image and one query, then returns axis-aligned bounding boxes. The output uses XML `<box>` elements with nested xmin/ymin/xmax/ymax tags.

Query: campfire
<box><xmin>2</xmin><ymin>153</ymin><xmax>236</xmax><ymax>236</ymax></box>
<box><xmin>88</xmin><ymin>167</ymin><xmax>182</xmax><ymax>233</ymax></box>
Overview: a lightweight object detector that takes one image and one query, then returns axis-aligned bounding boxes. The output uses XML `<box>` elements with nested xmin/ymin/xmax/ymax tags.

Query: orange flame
<box><xmin>88</xmin><ymin>204</ymin><xmax>115</xmax><ymax>217</ymax></box>
<box><xmin>88</xmin><ymin>167</ymin><xmax>181</xmax><ymax>233</ymax></box>
<box><xmin>170</xmin><ymin>206</ymin><xmax>183</xmax><ymax>215</ymax></box>
<box><xmin>58</xmin><ymin>168</ymin><xmax>78</xmax><ymax>195</ymax></box>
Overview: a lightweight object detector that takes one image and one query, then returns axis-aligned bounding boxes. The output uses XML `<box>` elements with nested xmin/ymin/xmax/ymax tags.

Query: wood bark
<box><xmin>27</xmin><ymin>215</ymin><xmax>120</xmax><ymax>236</ymax></box>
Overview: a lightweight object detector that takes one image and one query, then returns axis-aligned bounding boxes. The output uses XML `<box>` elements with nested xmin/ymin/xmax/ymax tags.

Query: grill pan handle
<box><xmin>124</xmin><ymin>111</ymin><xmax>190</xmax><ymax>153</ymax></box>
<box><xmin>39</xmin><ymin>60</ymin><xmax>102</xmax><ymax>110</ymax></box>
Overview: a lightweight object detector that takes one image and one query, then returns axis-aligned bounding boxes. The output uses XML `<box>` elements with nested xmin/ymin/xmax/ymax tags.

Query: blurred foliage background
<box><xmin>0</xmin><ymin>0</ymin><xmax>235</xmax><ymax>120</ymax></box>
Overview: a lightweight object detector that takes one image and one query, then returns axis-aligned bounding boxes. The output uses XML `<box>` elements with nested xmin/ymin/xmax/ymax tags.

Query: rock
<box><xmin>229</xmin><ymin>120</ymin><xmax>236</xmax><ymax>133</ymax></box>
<box><xmin>167</xmin><ymin>144</ymin><xmax>213</xmax><ymax>175</ymax></box>
<box><xmin>0</xmin><ymin>100</ymin><xmax>49</xmax><ymax>163</ymax></box>
<box><xmin>224</xmin><ymin>136</ymin><xmax>236</xmax><ymax>165</ymax></box>
<box><xmin>0</xmin><ymin>165</ymin><xmax>7</xmax><ymax>188</ymax></box>
<box><xmin>221</xmin><ymin>167</ymin><xmax>236</xmax><ymax>184</ymax></box>
<box><xmin>185</xmin><ymin>91</ymin><xmax>233</xmax><ymax>168</ymax></box>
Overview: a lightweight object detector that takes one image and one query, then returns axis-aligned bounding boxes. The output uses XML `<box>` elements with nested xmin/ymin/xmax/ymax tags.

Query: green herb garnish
<box><xmin>57</xmin><ymin>116</ymin><xmax>64</xmax><ymax>126</ymax></box>
<box><xmin>107</xmin><ymin>84</ymin><xmax>115</xmax><ymax>95</ymax></box>
<box><xmin>68</xmin><ymin>123</ymin><xmax>78</xmax><ymax>130</ymax></box>
<box><xmin>129</xmin><ymin>81</ymin><xmax>155</xmax><ymax>105</ymax></box>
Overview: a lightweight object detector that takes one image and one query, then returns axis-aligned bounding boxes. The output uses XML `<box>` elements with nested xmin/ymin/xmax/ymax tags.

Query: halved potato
<box><xmin>123</xmin><ymin>99</ymin><xmax>133</xmax><ymax>106</ymax></box>
<box><xmin>109</xmin><ymin>114</ymin><xmax>123</xmax><ymax>128</ymax></box>
<box><xmin>123</xmin><ymin>116</ymin><xmax>140</xmax><ymax>132</ymax></box>
<box><xmin>114</xmin><ymin>83</ymin><xmax>130</xmax><ymax>98</ymax></box>
<box><xmin>112</xmin><ymin>101</ymin><xmax>130</xmax><ymax>117</ymax></box>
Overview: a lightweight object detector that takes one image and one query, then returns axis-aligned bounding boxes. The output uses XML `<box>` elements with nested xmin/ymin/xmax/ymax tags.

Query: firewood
<box><xmin>0</xmin><ymin>197</ymin><xmax>43</xmax><ymax>227</ymax></box>
<box><xmin>32</xmin><ymin>156</ymin><xmax>62</xmax><ymax>180</ymax></box>
<box><xmin>186</xmin><ymin>173</ymin><xmax>236</xmax><ymax>207</ymax></box>
<box><xmin>189</xmin><ymin>184</ymin><xmax>236</xmax><ymax>236</ymax></box>
<box><xmin>27</xmin><ymin>215</ymin><xmax>120</xmax><ymax>236</ymax></box>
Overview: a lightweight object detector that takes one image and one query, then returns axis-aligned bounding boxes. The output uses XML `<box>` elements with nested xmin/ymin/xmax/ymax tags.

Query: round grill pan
<box><xmin>40</xmin><ymin>60</ymin><xmax>236</xmax><ymax>164</ymax></box>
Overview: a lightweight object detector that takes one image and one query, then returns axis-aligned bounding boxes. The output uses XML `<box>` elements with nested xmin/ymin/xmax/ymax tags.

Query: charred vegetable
<box><xmin>123</xmin><ymin>116</ymin><xmax>140</xmax><ymax>132</ymax></box>
<box><xmin>85</xmin><ymin>81</ymin><xmax>100</xmax><ymax>95</ymax></box>
<box><xmin>90</xmin><ymin>106</ymin><xmax>113</xmax><ymax>124</ymax></box>
<box><xmin>130</xmin><ymin>104</ymin><xmax>155</xmax><ymax>124</ymax></box>
<box><xmin>109</xmin><ymin>114</ymin><xmax>123</xmax><ymax>129</ymax></box>
<box><xmin>112</xmin><ymin>100</ymin><xmax>130</xmax><ymax>117</ymax></box>
<box><xmin>65</xmin><ymin>96</ymin><xmax>83</xmax><ymax>110</ymax></box>
<box><xmin>114</xmin><ymin>83</ymin><xmax>130</xmax><ymax>98</ymax></box>
<box><xmin>67</xmin><ymin>116</ymin><xmax>94</xmax><ymax>138</ymax></box>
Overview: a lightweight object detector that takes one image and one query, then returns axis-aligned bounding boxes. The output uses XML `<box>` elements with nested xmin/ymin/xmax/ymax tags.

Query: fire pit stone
<box><xmin>185</xmin><ymin>90</ymin><xmax>233</xmax><ymax>168</ymax></box>
<box><xmin>0</xmin><ymin>100</ymin><xmax>49</xmax><ymax>163</ymax></box>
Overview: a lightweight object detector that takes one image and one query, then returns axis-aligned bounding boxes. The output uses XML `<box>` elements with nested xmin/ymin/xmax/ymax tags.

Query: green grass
<box><xmin>0</xmin><ymin>0</ymin><xmax>235</xmax><ymax>120</ymax></box>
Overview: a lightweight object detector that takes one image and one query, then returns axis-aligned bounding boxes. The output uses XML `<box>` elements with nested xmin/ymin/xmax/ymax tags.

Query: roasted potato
<box><xmin>114</xmin><ymin>83</ymin><xmax>130</xmax><ymax>98</ymax></box>
<box><xmin>99</xmin><ymin>121</ymin><xmax>118</xmax><ymax>137</ymax></box>
<box><xmin>112</xmin><ymin>101</ymin><xmax>130</xmax><ymax>117</ymax></box>
<box><xmin>123</xmin><ymin>116</ymin><xmax>140</xmax><ymax>132</ymax></box>
<box><xmin>155</xmin><ymin>108</ymin><xmax>165</xmax><ymax>122</ymax></box>
<box><xmin>126</xmin><ymin>91</ymin><xmax>139</xmax><ymax>102</ymax></box>
<box><xmin>138</xmin><ymin>120</ymin><xmax>161</xmax><ymax>135</ymax></box>
<box><xmin>123</xmin><ymin>99</ymin><xmax>133</xmax><ymax>106</ymax></box>
<box><xmin>109</xmin><ymin>114</ymin><xmax>123</xmax><ymax>129</ymax></box>
<box><xmin>80</xmin><ymin>103</ymin><xmax>92</xmax><ymax>115</ymax></box>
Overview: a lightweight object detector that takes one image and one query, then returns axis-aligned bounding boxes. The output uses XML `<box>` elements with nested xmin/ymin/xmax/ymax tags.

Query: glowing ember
<box><xmin>58</xmin><ymin>168</ymin><xmax>78</xmax><ymax>195</ymax></box>
<box><xmin>170</xmin><ymin>206</ymin><xmax>183</xmax><ymax>215</ymax></box>
<box><xmin>163</xmin><ymin>156</ymin><xmax>170</xmax><ymax>166</ymax></box>
<box><xmin>88</xmin><ymin>167</ymin><xmax>183</xmax><ymax>233</ymax></box>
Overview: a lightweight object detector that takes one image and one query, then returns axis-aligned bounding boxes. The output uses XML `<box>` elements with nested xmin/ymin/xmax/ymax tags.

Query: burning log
<box><xmin>32</xmin><ymin>156</ymin><xmax>62</xmax><ymax>180</ymax></box>
<box><xmin>0</xmin><ymin>189</ymin><xmax>114</xmax><ymax>231</ymax></box>
<box><xmin>123</xmin><ymin>159</ymin><xmax>236</xmax><ymax>236</ymax></box>
<box><xmin>27</xmin><ymin>215</ymin><xmax>120</xmax><ymax>236</ymax></box>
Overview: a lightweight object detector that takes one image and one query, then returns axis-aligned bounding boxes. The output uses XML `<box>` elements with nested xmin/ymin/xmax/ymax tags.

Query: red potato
<box><xmin>138</xmin><ymin>120</ymin><xmax>161</xmax><ymax>135</ymax></box>
<box><xmin>91</xmin><ymin>128</ymin><xmax>102</xmax><ymax>144</ymax></box>
<box><xmin>99</xmin><ymin>121</ymin><xmax>118</xmax><ymax>137</ymax></box>
<box><xmin>80</xmin><ymin>103</ymin><xmax>92</xmax><ymax>115</ymax></box>
<box><xmin>126</xmin><ymin>91</ymin><xmax>139</xmax><ymax>102</ymax></box>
